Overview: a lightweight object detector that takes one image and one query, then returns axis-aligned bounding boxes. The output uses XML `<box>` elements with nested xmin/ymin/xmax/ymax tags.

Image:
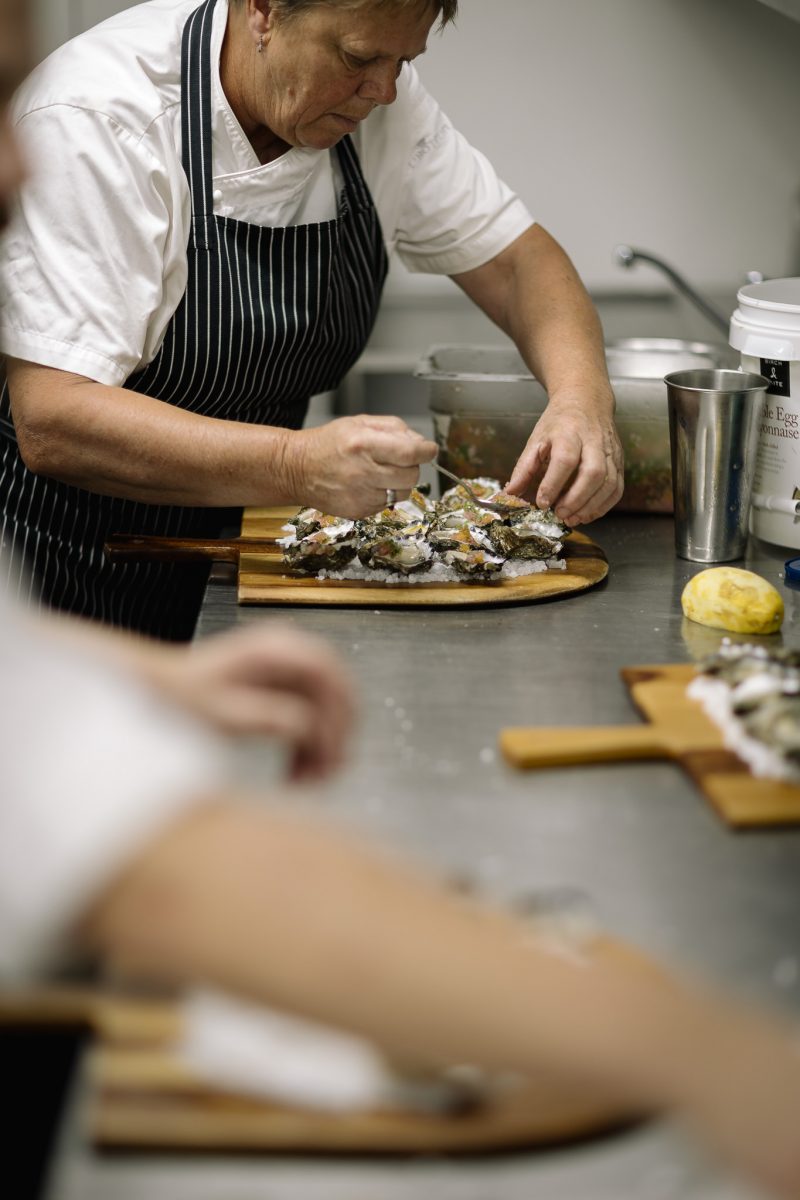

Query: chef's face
<box><xmin>258</xmin><ymin>0</ymin><xmax>436</xmax><ymax>149</ymax></box>
<box><xmin>0</xmin><ymin>0</ymin><xmax>30</xmax><ymax>229</ymax></box>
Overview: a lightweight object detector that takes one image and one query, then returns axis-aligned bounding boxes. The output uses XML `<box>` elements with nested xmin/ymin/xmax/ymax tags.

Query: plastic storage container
<box><xmin>729</xmin><ymin>278</ymin><xmax>800</xmax><ymax>548</ymax></box>
<box><xmin>416</xmin><ymin>339</ymin><xmax>734</xmax><ymax>512</ymax></box>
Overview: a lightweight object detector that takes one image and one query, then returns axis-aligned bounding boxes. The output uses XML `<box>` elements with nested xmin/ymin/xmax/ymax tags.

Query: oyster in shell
<box><xmin>700</xmin><ymin>643</ymin><xmax>797</xmax><ymax>688</ymax></box>
<box><xmin>283</xmin><ymin>523</ymin><xmax>358</xmax><ymax>574</ymax></box>
<box><xmin>439</xmin><ymin>477</ymin><xmax>503</xmax><ymax>511</ymax></box>
<box><xmin>358</xmin><ymin>533</ymin><xmax>434</xmax><ymax>575</ymax></box>
<box><xmin>359</xmin><ymin>507</ymin><xmax>413</xmax><ymax>540</ymax></box>
<box><xmin>443</xmin><ymin>548</ymin><xmax>505</xmax><ymax>582</ymax></box>
<box><xmin>739</xmin><ymin>693</ymin><xmax>800</xmax><ymax>765</ymax></box>
<box><xmin>427</xmin><ymin>511</ymin><xmax>496</xmax><ymax>554</ymax></box>
<box><xmin>286</xmin><ymin>507</ymin><xmax>351</xmax><ymax>539</ymax></box>
<box><xmin>484</xmin><ymin>506</ymin><xmax>567</xmax><ymax>559</ymax></box>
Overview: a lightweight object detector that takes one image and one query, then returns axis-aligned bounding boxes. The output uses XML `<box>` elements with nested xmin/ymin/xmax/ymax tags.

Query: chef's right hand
<box><xmin>291</xmin><ymin>415</ymin><xmax>438</xmax><ymax>518</ymax></box>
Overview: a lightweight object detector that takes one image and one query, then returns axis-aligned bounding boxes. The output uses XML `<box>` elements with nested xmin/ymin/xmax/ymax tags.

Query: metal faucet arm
<box><xmin>613</xmin><ymin>244</ymin><xmax>731</xmax><ymax>337</ymax></box>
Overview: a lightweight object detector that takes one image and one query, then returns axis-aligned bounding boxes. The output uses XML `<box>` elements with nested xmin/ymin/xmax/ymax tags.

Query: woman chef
<box><xmin>0</xmin><ymin>0</ymin><xmax>622</xmax><ymax>638</ymax></box>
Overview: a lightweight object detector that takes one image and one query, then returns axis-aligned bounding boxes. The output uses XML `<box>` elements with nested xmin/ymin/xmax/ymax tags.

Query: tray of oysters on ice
<box><xmin>236</xmin><ymin>479</ymin><xmax>609</xmax><ymax>608</ymax></box>
<box><xmin>502</xmin><ymin>641</ymin><xmax>800</xmax><ymax>828</ymax></box>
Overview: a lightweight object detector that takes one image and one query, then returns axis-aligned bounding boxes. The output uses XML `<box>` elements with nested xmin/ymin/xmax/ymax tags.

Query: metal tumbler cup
<box><xmin>664</xmin><ymin>368</ymin><xmax>768</xmax><ymax>562</ymax></box>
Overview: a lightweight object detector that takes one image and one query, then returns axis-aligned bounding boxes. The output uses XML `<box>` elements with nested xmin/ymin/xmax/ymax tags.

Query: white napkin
<box><xmin>177</xmin><ymin>988</ymin><xmax>398</xmax><ymax>1111</ymax></box>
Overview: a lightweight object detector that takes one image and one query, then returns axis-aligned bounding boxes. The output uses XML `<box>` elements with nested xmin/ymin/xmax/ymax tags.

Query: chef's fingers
<box><xmin>240</xmin><ymin>642</ymin><xmax>356</xmax><ymax>750</ymax></box>
<box><xmin>349</xmin><ymin>413</ymin><xmax>437</xmax><ymax>460</ymax></box>
<box><xmin>367</xmin><ymin>430</ymin><xmax>438</xmax><ymax>469</ymax></box>
<box><xmin>548</xmin><ymin>444</ymin><xmax>615</xmax><ymax>524</ymax></box>
<box><xmin>527</xmin><ymin>435</ymin><xmax>585</xmax><ymax>512</ymax></box>
<box><xmin>561</xmin><ymin>469</ymin><xmax>624</xmax><ymax>526</ymax></box>
<box><xmin>214</xmin><ymin>675</ymin><xmax>350</xmax><ymax>778</ymax></box>
<box><xmin>361</xmin><ymin>466</ymin><xmax>423</xmax><ymax>512</ymax></box>
<box><xmin>505</xmin><ymin>440</ymin><xmax>549</xmax><ymax>500</ymax></box>
<box><xmin>234</xmin><ymin>690</ymin><xmax>343</xmax><ymax>780</ymax></box>
<box><xmin>192</xmin><ymin>625</ymin><xmax>356</xmax><ymax>748</ymax></box>
<box><xmin>551</xmin><ymin>434</ymin><xmax>624</xmax><ymax>524</ymax></box>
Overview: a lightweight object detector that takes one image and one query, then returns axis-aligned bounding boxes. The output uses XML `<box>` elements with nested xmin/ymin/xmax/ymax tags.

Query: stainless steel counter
<box><xmin>46</xmin><ymin>515</ymin><xmax>800</xmax><ymax>1200</ymax></box>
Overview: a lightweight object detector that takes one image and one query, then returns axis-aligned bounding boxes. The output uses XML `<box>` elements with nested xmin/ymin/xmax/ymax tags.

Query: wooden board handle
<box><xmin>104</xmin><ymin>535</ymin><xmax>278</xmax><ymax>563</ymax></box>
<box><xmin>499</xmin><ymin>725</ymin><xmax>669</xmax><ymax>769</ymax></box>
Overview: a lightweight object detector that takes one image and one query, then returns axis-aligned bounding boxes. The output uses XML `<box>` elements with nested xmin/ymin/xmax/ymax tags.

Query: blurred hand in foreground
<box><xmin>147</xmin><ymin>624</ymin><xmax>356</xmax><ymax>782</ymax></box>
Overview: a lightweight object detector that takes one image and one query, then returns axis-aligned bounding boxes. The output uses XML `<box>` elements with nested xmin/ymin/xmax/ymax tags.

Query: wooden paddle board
<box><xmin>237</xmin><ymin>507</ymin><xmax>608</xmax><ymax>608</ymax></box>
<box><xmin>2</xmin><ymin>935</ymin><xmax>650</xmax><ymax>1155</ymax></box>
<box><xmin>500</xmin><ymin>664</ymin><xmax>800</xmax><ymax>828</ymax></box>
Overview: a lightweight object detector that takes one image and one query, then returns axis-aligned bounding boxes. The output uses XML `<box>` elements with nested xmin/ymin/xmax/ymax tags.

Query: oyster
<box><xmin>478</xmin><ymin>505</ymin><xmax>566</xmax><ymax>559</ymax></box>
<box><xmin>398</xmin><ymin>488</ymin><xmax>435</xmax><ymax>519</ymax></box>
<box><xmin>730</xmin><ymin>670</ymin><xmax>800</xmax><ymax>717</ymax></box>
<box><xmin>358</xmin><ymin>533</ymin><xmax>434</xmax><ymax>575</ymax></box>
<box><xmin>700</xmin><ymin>643</ymin><xmax>799</xmax><ymax>688</ymax></box>
<box><xmin>439</xmin><ymin>477</ymin><xmax>503</xmax><ymax>511</ymax></box>
<box><xmin>485</xmin><ymin>489</ymin><xmax>532</xmax><ymax>513</ymax></box>
<box><xmin>427</xmin><ymin>510</ymin><xmax>496</xmax><ymax>553</ymax></box>
<box><xmin>359</xmin><ymin>507</ymin><xmax>412</xmax><ymax>539</ymax></box>
<box><xmin>739</xmin><ymin>693</ymin><xmax>800</xmax><ymax>765</ymax></box>
<box><xmin>286</xmin><ymin>507</ymin><xmax>351</xmax><ymax>539</ymax></box>
<box><xmin>283</xmin><ymin>524</ymin><xmax>358</xmax><ymax>574</ymax></box>
<box><xmin>443</xmin><ymin>548</ymin><xmax>505</xmax><ymax>582</ymax></box>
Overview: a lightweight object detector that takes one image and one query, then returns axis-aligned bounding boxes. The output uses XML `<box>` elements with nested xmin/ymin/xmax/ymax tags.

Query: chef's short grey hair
<box><xmin>232</xmin><ymin>1</ymin><xmax>457</xmax><ymax>30</ymax></box>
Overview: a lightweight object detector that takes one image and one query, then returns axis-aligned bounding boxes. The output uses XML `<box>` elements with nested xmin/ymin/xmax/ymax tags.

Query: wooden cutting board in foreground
<box><xmin>500</xmin><ymin>664</ymin><xmax>800</xmax><ymax>828</ymax></box>
<box><xmin>237</xmin><ymin>506</ymin><xmax>608</xmax><ymax>607</ymax></box>
<box><xmin>1</xmin><ymin>936</ymin><xmax>650</xmax><ymax>1155</ymax></box>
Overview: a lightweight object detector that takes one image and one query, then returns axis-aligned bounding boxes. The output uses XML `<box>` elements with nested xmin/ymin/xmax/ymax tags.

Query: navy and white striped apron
<box><xmin>0</xmin><ymin>0</ymin><xmax>388</xmax><ymax>640</ymax></box>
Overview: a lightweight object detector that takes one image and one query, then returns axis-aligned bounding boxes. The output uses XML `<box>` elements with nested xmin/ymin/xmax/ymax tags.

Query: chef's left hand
<box><xmin>148</xmin><ymin>624</ymin><xmax>355</xmax><ymax>782</ymax></box>
<box><xmin>504</xmin><ymin>392</ymin><xmax>624</xmax><ymax>525</ymax></box>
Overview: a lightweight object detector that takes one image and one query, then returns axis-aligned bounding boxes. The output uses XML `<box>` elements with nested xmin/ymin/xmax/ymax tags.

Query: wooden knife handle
<box><xmin>499</xmin><ymin>724</ymin><xmax>669</xmax><ymax>769</ymax></box>
<box><xmin>104</xmin><ymin>535</ymin><xmax>270</xmax><ymax>563</ymax></box>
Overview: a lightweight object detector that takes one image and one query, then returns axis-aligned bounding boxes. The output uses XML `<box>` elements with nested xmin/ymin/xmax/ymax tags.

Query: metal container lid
<box><xmin>730</xmin><ymin>278</ymin><xmax>800</xmax><ymax>358</ymax></box>
<box><xmin>736</xmin><ymin>278</ymin><xmax>800</xmax><ymax>315</ymax></box>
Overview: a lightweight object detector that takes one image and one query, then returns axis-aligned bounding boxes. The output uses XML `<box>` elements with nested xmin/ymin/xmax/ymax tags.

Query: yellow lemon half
<box><xmin>681</xmin><ymin>567</ymin><xmax>784</xmax><ymax>635</ymax></box>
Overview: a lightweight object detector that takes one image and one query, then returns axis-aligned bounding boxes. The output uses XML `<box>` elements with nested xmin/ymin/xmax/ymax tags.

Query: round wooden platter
<box><xmin>237</xmin><ymin>508</ymin><xmax>608</xmax><ymax>608</ymax></box>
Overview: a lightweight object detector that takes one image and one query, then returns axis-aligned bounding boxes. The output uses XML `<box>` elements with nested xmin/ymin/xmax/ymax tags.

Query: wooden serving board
<box><xmin>500</xmin><ymin>664</ymin><xmax>800</xmax><ymax>828</ymax></box>
<box><xmin>237</xmin><ymin>507</ymin><xmax>608</xmax><ymax>608</ymax></box>
<box><xmin>2</xmin><ymin>936</ymin><xmax>649</xmax><ymax>1155</ymax></box>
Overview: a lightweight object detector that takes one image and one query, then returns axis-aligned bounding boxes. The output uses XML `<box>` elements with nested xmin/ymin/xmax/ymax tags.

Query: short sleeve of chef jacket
<box><xmin>0</xmin><ymin>575</ymin><xmax>228</xmax><ymax>981</ymax></box>
<box><xmin>0</xmin><ymin>0</ymin><xmax>534</xmax><ymax>387</ymax></box>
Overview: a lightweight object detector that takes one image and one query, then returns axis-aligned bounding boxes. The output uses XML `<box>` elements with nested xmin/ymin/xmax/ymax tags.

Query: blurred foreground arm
<box><xmin>452</xmin><ymin>224</ymin><xmax>623</xmax><ymax>525</ymax></box>
<box><xmin>84</xmin><ymin>801</ymin><xmax>800</xmax><ymax>1199</ymax></box>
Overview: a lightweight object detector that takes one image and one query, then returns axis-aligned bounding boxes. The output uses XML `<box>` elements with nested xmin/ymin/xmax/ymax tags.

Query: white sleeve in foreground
<box><xmin>0</xmin><ymin>603</ymin><xmax>227</xmax><ymax>980</ymax></box>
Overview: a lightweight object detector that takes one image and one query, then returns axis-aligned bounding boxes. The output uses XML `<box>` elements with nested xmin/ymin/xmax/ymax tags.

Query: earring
<box><xmin>257</xmin><ymin>34</ymin><xmax>263</xmax><ymax>53</ymax></box>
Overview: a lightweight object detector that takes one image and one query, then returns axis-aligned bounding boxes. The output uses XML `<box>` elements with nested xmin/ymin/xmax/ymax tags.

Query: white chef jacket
<box><xmin>0</xmin><ymin>568</ymin><xmax>227</xmax><ymax>980</ymax></box>
<box><xmin>0</xmin><ymin>0</ymin><xmax>534</xmax><ymax>388</ymax></box>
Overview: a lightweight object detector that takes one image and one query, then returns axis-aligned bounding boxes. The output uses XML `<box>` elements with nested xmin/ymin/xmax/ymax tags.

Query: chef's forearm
<box><xmin>454</xmin><ymin>224</ymin><xmax>615</xmax><ymax>410</ymax></box>
<box><xmin>7</xmin><ymin>358</ymin><xmax>304</xmax><ymax>507</ymax></box>
<box><xmin>85</xmin><ymin>800</ymin><xmax>735</xmax><ymax>1115</ymax></box>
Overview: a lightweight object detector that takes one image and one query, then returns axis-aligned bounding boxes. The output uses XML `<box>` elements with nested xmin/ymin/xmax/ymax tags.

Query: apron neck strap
<box><xmin>181</xmin><ymin>0</ymin><xmax>217</xmax><ymax>248</ymax></box>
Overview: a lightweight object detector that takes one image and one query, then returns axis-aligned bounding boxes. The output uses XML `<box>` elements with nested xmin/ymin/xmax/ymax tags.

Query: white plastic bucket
<box><xmin>729</xmin><ymin>278</ymin><xmax>800</xmax><ymax>548</ymax></box>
